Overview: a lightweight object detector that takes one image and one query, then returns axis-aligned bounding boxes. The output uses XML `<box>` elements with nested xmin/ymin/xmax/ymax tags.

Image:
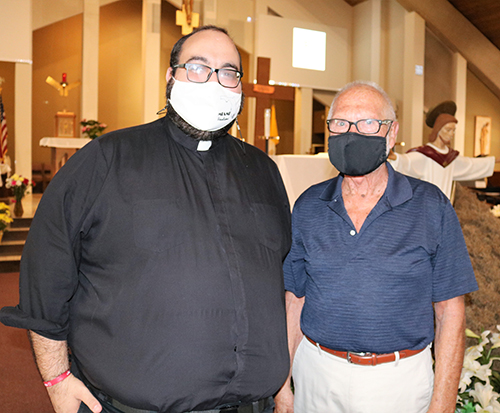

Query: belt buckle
<box><xmin>347</xmin><ymin>351</ymin><xmax>371</xmax><ymax>363</ymax></box>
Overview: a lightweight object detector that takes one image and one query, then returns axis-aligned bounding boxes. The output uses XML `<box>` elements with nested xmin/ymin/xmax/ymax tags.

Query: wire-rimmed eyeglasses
<box><xmin>327</xmin><ymin>118</ymin><xmax>393</xmax><ymax>135</ymax></box>
<box><xmin>173</xmin><ymin>63</ymin><xmax>243</xmax><ymax>88</ymax></box>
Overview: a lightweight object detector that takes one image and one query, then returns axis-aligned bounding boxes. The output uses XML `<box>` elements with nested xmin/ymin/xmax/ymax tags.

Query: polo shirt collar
<box><xmin>319</xmin><ymin>162</ymin><xmax>413</xmax><ymax>208</ymax></box>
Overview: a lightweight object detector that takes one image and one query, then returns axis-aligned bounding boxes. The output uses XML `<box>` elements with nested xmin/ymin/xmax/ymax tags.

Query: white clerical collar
<box><xmin>427</xmin><ymin>142</ymin><xmax>450</xmax><ymax>154</ymax></box>
<box><xmin>197</xmin><ymin>140</ymin><xmax>212</xmax><ymax>151</ymax></box>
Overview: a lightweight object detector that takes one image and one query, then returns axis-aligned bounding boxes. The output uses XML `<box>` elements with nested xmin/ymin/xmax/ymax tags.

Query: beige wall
<box><xmin>466</xmin><ymin>70</ymin><xmax>500</xmax><ymax>171</ymax></box>
<box><xmin>32</xmin><ymin>0</ymin><xmax>120</xmax><ymax>31</ymax></box>
<box><xmin>160</xmin><ymin>2</ymin><xmax>184</xmax><ymax>111</ymax></box>
<box><xmin>0</xmin><ymin>0</ymin><xmax>32</xmax><ymax>62</ymax></box>
<box><xmin>0</xmin><ymin>0</ymin><xmax>32</xmax><ymax>178</ymax></box>
<box><xmin>382</xmin><ymin>0</ymin><xmax>406</xmax><ymax>119</ymax></box>
<box><xmin>422</xmin><ymin>28</ymin><xmax>454</xmax><ymax>142</ymax></box>
<box><xmin>32</xmin><ymin>14</ymin><xmax>83</xmax><ymax>166</ymax></box>
<box><xmin>0</xmin><ymin>63</ymin><xmax>16</xmax><ymax>165</ymax></box>
<box><xmin>99</xmin><ymin>0</ymin><xmax>143</xmax><ymax>131</ymax></box>
<box><xmin>352</xmin><ymin>0</ymin><xmax>380</xmax><ymax>83</ymax></box>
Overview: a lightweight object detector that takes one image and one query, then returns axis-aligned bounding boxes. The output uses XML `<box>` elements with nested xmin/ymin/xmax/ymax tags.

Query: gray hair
<box><xmin>328</xmin><ymin>80</ymin><xmax>396</xmax><ymax>120</ymax></box>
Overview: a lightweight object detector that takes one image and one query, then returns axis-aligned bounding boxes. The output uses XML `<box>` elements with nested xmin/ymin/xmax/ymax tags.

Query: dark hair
<box><xmin>169</xmin><ymin>25</ymin><xmax>243</xmax><ymax>76</ymax></box>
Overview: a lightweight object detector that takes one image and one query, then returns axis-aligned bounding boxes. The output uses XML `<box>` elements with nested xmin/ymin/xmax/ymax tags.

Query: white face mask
<box><xmin>169</xmin><ymin>78</ymin><xmax>242</xmax><ymax>132</ymax></box>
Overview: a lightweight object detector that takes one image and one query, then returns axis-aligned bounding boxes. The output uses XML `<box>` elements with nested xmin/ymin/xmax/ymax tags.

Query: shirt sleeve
<box><xmin>388</xmin><ymin>152</ymin><xmax>429</xmax><ymax>180</ymax></box>
<box><xmin>283</xmin><ymin>202</ymin><xmax>307</xmax><ymax>298</ymax></box>
<box><xmin>0</xmin><ymin>140</ymin><xmax>110</xmax><ymax>340</ymax></box>
<box><xmin>432</xmin><ymin>199</ymin><xmax>478</xmax><ymax>302</ymax></box>
<box><xmin>452</xmin><ymin>155</ymin><xmax>495</xmax><ymax>182</ymax></box>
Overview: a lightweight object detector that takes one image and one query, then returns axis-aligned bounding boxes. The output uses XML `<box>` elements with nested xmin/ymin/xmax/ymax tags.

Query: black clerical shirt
<box><xmin>0</xmin><ymin>117</ymin><xmax>291</xmax><ymax>412</ymax></box>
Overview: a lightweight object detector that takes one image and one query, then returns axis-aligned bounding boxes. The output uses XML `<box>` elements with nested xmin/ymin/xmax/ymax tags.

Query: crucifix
<box><xmin>242</xmin><ymin>57</ymin><xmax>295</xmax><ymax>153</ymax></box>
<box><xmin>176</xmin><ymin>0</ymin><xmax>200</xmax><ymax>35</ymax></box>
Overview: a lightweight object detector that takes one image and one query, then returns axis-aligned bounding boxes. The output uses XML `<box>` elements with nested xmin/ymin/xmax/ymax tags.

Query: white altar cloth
<box><xmin>39</xmin><ymin>137</ymin><xmax>93</xmax><ymax>177</ymax></box>
<box><xmin>271</xmin><ymin>153</ymin><xmax>338</xmax><ymax>208</ymax></box>
<box><xmin>40</xmin><ymin>137</ymin><xmax>92</xmax><ymax>149</ymax></box>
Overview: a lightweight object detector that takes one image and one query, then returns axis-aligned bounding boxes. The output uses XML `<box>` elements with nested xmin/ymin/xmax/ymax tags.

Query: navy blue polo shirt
<box><xmin>284</xmin><ymin>163</ymin><xmax>477</xmax><ymax>354</ymax></box>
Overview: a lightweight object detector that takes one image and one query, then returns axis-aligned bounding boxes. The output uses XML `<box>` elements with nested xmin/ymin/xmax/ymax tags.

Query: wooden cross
<box><xmin>176</xmin><ymin>0</ymin><xmax>200</xmax><ymax>35</ymax></box>
<box><xmin>242</xmin><ymin>57</ymin><xmax>295</xmax><ymax>152</ymax></box>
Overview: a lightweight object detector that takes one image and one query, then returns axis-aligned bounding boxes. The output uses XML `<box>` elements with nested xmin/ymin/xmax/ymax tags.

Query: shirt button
<box><xmin>350</xmin><ymin>230</ymin><xmax>356</xmax><ymax>236</ymax></box>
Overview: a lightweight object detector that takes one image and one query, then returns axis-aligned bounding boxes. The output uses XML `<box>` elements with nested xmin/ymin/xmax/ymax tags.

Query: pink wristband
<box><xmin>43</xmin><ymin>370</ymin><xmax>71</xmax><ymax>387</ymax></box>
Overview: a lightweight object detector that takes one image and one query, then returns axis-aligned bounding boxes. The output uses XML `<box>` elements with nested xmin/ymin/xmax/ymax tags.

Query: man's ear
<box><xmin>388</xmin><ymin>121</ymin><xmax>399</xmax><ymax>150</ymax></box>
<box><xmin>166</xmin><ymin>67</ymin><xmax>173</xmax><ymax>82</ymax></box>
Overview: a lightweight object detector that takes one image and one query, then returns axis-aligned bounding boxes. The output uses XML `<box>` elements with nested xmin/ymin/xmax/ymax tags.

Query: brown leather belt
<box><xmin>305</xmin><ymin>336</ymin><xmax>425</xmax><ymax>366</ymax></box>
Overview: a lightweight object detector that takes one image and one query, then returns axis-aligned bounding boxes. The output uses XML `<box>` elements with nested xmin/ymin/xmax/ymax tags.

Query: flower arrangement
<box><xmin>456</xmin><ymin>326</ymin><xmax>500</xmax><ymax>413</ymax></box>
<box><xmin>81</xmin><ymin>119</ymin><xmax>107</xmax><ymax>139</ymax></box>
<box><xmin>0</xmin><ymin>202</ymin><xmax>13</xmax><ymax>232</ymax></box>
<box><xmin>5</xmin><ymin>174</ymin><xmax>33</xmax><ymax>201</ymax></box>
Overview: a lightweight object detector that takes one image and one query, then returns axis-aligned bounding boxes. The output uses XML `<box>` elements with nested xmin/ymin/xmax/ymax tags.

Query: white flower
<box><xmin>490</xmin><ymin>397</ymin><xmax>500</xmax><ymax>413</ymax></box>
<box><xmin>464</xmin><ymin>345</ymin><xmax>485</xmax><ymax>369</ymax></box>
<box><xmin>491</xmin><ymin>326</ymin><xmax>500</xmax><ymax>350</ymax></box>
<box><xmin>491</xmin><ymin>205</ymin><xmax>500</xmax><ymax>218</ymax></box>
<box><xmin>480</xmin><ymin>331</ymin><xmax>492</xmax><ymax>347</ymax></box>
<box><xmin>475</xmin><ymin>360</ymin><xmax>494</xmax><ymax>383</ymax></box>
<box><xmin>459</xmin><ymin>368</ymin><xmax>476</xmax><ymax>392</ymax></box>
<box><xmin>475</xmin><ymin>407</ymin><xmax>494</xmax><ymax>413</ymax></box>
<box><xmin>470</xmin><ymin>382</ymin><xmax>498</xmax><ymax>409</ymax></box>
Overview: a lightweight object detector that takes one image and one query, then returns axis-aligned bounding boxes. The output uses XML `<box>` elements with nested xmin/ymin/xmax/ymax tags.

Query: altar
<box><xmin>271</xmin><ymin>153</ymin><xmax>338</xmax><ymax>207</ymax></box>
<box><xmin>39</xmin><ymin>137</ymin><xmax>92</xmax><ymax>177</ymax></box>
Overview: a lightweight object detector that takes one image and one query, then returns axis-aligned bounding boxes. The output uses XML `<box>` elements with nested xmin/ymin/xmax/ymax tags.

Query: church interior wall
<box><xmin>254</xmin><ymin>0</ymin><xmax>351</xmax><ymax>30</ymax></box>
<box><xmin>381</xmin><ymin>0</ymin><xmax>405</xmax><ymax>123</ymax></box>
<box><xmin>255</xmin><ymin>14</ymin><xmax>350</xmax><ymax>91</ymax></box>
<box><xmin>465</xmin><ymin>70</ymin><xmax>500</xmax><ymax>167</ymax></box>
<box><xmin>0</xmin><ymin>0</ymin><xmax>32</xmax><ymax>63</ymax></box>
<box><xmin>215</xmin><ymin>0</ymin><xmax>255</xmax><ymax>56</ymax></box>
<box><xmin>352</xmin><ymin>1</ymin><xmax>375</xmax><ymax>83</ymax></box>
<box><xmin>423</xmin><ymin>28</ymin><xmax>454</xmax><ymax>143</ymax></box>
<box><xmin>32</xmin><ymin>14</ymin><xmax>83</xmax><ymax>167</ymax></box>
<box><xmin>0</xmin><ymin>0</ymin><xmax>31</xmax><ymax>172</ymax></box>
<box><xmin>32</xmin><ymin>0</ymin><xmax>121</xmax><ymax>31</ymax></box>
<box><xmin>160</xmin><ymin>1</ymin><xmax>187</xmax><ymax>112</ymax></box>
<box><xmin>0</xmin><ymin>62</ymin><xmax>16</xmax><ymax>166</ymax></box>
<box><xmin>98</xmin><ymin>0</ymin><xmax>143</xmax><ymax>132</ymax></box>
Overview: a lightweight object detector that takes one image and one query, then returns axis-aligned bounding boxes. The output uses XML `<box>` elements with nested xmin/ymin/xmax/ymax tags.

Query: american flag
<box><xmin>0</xmin><ymin>93</ymin><xmax>7</xmax><ymax>161</ymax></box>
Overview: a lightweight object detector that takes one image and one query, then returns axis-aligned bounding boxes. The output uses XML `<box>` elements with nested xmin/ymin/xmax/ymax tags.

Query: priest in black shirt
<box><xmin>0</xmin><ymin>26</ymin><xmax>291</xmax><ymax>413</ymax></box>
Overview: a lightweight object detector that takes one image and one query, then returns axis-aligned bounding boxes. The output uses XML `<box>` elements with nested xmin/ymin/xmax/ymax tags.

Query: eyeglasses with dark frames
<box><xmin>173</xmin><ymin>63</ymin><xmax>243</xmax><ymax>88</ymax></box>
<box><xmin>327</xmin><ymin>118</ymin><xmax>393</xmax><ymax>135</ymax></box>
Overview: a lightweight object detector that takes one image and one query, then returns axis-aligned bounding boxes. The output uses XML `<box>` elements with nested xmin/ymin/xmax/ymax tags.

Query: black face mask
<box><xmin>328</xmin><ymin>132</ymin><xmax>388</xmax><ymax>176</ymax></box>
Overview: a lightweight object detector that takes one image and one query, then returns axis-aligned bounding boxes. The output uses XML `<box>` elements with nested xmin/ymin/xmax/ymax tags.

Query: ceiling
<box><xmin>344</xmin><ymin>0</ymin><xmax>500</xmax><ymax>51</ymax></box>
<box><xmin>447</xmin><ymin>0</ymin><xmax>500</xmax><ymax>50</ymax></box>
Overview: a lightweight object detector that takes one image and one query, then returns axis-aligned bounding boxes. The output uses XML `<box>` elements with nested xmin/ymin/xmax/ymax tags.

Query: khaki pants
<box><xmin>293</xmin><ymin>337</ymin><xmax>434</xmax><ymax>413</ymax></box>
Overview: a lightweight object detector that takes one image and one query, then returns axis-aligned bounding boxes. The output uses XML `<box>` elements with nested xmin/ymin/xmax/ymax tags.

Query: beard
<box><xmin>165</xmin><ymin>77</ymin><xmax>245</xmax><ymax>141</ymax></box>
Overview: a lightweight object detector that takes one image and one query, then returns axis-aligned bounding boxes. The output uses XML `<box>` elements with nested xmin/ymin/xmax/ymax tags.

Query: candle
<box><xmin>264</xmin><ymin>108</ymin><xmax>271</xmax><ymax>138</ymax></box>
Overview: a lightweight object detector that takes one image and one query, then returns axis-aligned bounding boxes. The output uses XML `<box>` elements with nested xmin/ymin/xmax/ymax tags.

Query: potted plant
<box><xmin>80</xmin><ymin>119</ymin><xmax>107</xmax><ymax>139</ymax></box>
<box><xmin>5</xmin><ymin>174</ymin><xmax>34</xmax><ymax>217</ymax></box>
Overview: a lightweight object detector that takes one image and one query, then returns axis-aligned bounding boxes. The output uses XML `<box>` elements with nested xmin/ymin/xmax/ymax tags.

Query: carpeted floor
<box><xmin>0</xmin><ymin>272</ymin><xmax>54</xmax><ymax>412</ymax></box>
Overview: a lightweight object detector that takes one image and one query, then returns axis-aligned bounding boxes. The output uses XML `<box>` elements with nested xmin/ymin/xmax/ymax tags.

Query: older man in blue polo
<box><xmin>275</xmin><ymin>81</ymin><xmax>477</xmax><ymax>413</ymax></box>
